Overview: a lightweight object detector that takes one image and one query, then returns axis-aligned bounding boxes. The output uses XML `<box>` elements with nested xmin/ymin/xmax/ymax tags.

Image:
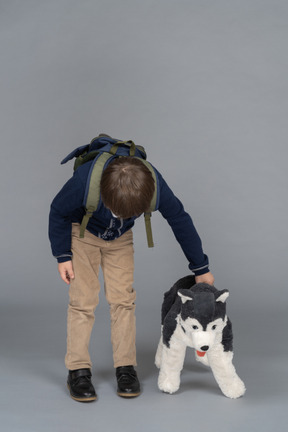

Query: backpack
<box><xmin>61</xmin><ymin>134</ymin><xmax>158</xmax><ymax>247</ymax></box>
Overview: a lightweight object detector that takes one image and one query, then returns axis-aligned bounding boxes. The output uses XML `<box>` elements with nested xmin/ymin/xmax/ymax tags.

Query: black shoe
<box><xmin>116</xmin><ymin>366</ymin><xmax>141</xmax><ymax>398</ymax></box>
<box><xmin>67</xmin><ymin>369</ymin><xmax>97</xmax><ymax>402</ymax></box>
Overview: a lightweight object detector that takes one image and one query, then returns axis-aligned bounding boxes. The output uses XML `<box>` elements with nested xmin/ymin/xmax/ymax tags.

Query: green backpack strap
<box><xmin>134</xmin><ymin>158</ymin><xmax>157</xmax><ymax>248</ymax></box>
<box><xmin>110</xmin><ymin>140</ymin><xmax>136</xmax><ymax>156</ymax></box>
<box><xmin>144</xmin><ymin>213</ymin><xmax>154</xmax><ymax>248</ymax></box>
<box><xmin>79</xmin><ymin>152</ymin><xmax>114</xmax><ymax>238</ymax></box>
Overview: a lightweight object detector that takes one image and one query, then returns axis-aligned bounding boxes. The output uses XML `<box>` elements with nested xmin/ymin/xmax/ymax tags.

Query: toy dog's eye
<box><xmin>212</xmin><ymin>325</ymin><xmax>217</xmax><ymax>330</ymax></box>
<box><xmin>192</xmin><ymin>325</ymin><xmax>198</xmax><ymax>330</ymax></box>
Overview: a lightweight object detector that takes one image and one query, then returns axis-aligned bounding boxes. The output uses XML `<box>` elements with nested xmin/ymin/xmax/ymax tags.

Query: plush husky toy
<box><xmin>155</xmin><ymin>275</ymin><xmax>246</xmax><ymax>399</ymax></box>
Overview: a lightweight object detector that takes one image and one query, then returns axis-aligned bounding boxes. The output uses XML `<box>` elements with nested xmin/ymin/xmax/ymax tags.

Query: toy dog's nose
<box><xmin>200</xmin><ymin>345</ymin><xmax>209</xmax><ymax>351</ymax></box>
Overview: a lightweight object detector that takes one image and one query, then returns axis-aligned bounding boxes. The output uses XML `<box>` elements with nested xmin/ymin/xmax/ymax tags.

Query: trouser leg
<box><xmin>65</xmin><ymin>225</ymin><xmax>101</xmax><ymax>370</ymax></box>
<box><xmin>101</xmin><ymin>230</ymin><xmax>136</xmax><ymax>368</ymax></box>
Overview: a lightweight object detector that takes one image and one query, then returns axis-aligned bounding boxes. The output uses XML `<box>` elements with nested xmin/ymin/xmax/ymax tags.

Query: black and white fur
<box><xmin>155</xmin><ymin>275</ymin><xmax>246</xmax><ymax>399</ymax></box>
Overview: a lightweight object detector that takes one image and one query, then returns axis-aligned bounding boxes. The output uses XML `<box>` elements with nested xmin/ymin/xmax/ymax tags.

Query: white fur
<box><xmin>155</xmin><ymin>314</ymin><xmax>246</xmax><ymax>399</ymax></box>
<box><xmin>156</xmin><ymin>325</ymin><xmax>187</xmax><ymax>394</ymax></box>
<box><xmin>207</xmin><ymin>345</ymin><xmax>246</xmax><ymax>399</ymax></box>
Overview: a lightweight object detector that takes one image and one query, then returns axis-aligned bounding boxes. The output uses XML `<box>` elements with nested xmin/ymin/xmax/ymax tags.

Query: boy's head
<box><xmin>100</xmin><ymin>157</ymin><xmax>155</xmax><ymax>219</ymax></box>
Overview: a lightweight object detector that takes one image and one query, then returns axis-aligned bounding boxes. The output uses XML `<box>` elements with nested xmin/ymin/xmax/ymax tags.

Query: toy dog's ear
<box><xmin>178</xmin><ymin>289</ymin><xmax>194</xmax><ymax>304</ymax></box>
<box><xmin>216</xmin><ymin>290</ymin><xmax>229</xmax><ymax>303</ymax></box>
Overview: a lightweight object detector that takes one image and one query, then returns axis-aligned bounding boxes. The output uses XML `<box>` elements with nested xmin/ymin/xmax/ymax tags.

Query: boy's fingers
<box><xmin>58</xmin><ymin>262</ymin><xmax>75</xmax><ymax>284</ymax></box>
<box><xmin>62</xmin><ymin>271</ymin><xmax>70</xmax><ymax>284</ymax></box>
<box><xmin>60</xmin><ymin>269</ymin><xmax>70</xmax><ymax>284</ymax></box>
<box><xmin>66</xmin><ymin>268</ymin><xmax>75</xmax><ymax>282</ymax></box>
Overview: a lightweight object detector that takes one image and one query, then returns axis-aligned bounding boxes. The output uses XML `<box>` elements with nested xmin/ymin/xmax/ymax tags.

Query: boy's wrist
<box><xmin>195</xmin><ymin>271</ymin><xmax>215</xmax><ymax>286</ymax></box>
<box><xmin>193</xmin><ymin>267</ymin><xmax>210</xmax><ymax>276</ymax></box>
<box><xmin>56</xmin><ymin>255</ymin><xmax>72</xmax><ymax>264</ymax></box>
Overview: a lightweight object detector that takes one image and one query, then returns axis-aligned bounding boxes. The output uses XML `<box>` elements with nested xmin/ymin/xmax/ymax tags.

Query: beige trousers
<box><xmin>65</xmin><ymin>224</ymin><xmax>136</xmax><ymax>370</ymax></box>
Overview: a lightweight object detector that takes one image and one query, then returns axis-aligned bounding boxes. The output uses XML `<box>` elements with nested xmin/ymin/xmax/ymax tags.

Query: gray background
<box><xmin>0</xmin><ymin>0</ymin><xmax>287</xmax><ymax>431</ymax></box>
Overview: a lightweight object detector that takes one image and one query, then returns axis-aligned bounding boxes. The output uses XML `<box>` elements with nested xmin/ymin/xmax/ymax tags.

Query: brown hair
<box><xmin>100</xmin><ymin>157</ymin><xmax>155</xmax><ymax>219</ymax></box>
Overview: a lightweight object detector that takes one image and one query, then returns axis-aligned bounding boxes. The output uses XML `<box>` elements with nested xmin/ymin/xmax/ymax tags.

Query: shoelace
<box><xmin>73</xmin><ymin>376</ymin><xmax>91</xmax><ymax>386</ymax></box>
<box><xmin>118</xmin><ymin>372</ymin><xmax>136</xmax><ymax>382</ymax></box>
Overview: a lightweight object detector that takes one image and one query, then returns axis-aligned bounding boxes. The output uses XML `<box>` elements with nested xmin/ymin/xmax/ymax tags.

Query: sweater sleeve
<box><xmin>156</xmin><ymin>169</ymin><xmax>210</xmax><ymax>276</ymax></box>
<box><xmin>48</xmin><ymin>171</ymin><xmax>85</xmax><ymax>262</ymax></box>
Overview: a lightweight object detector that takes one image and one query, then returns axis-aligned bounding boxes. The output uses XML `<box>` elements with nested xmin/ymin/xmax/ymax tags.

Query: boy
<box><xmin>49</xmin><ymin>137</ymin><xmax>214</xmax><ymax>402</ymax></box>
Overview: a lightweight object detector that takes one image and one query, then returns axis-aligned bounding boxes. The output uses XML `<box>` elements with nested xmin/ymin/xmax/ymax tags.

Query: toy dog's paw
<box><xmin>221</xmin><ymin>377</ymin><xmax>246</xmax><ymax>399</ymax></box>
<box><xmin>158</xmin><ymin>376</ymin><xmax>180</xmax><ymax>394</ymax></box>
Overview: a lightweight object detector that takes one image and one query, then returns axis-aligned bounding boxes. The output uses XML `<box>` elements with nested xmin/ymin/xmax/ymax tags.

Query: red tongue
<box><xmin>196</xmin><ymin>351</ymin><xmax>206</xmax><ymax>357</ymax></box>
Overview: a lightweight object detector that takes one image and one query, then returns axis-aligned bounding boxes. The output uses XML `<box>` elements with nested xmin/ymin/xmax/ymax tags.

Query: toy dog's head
<box><xmin>178</xmin><ymin>283</ymin><xmax>229</xmax><ymax>355</ymax></box>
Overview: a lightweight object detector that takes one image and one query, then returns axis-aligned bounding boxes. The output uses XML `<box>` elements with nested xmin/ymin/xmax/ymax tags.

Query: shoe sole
<box><xmin>117</xmin><ymin>391</ymin><xmax>141</xmax><ymax>398</ymax></box>
<box><xmin>67</xmin><ymin>383</ymin><xmax>97</xmax><ymax>402</ymax></box>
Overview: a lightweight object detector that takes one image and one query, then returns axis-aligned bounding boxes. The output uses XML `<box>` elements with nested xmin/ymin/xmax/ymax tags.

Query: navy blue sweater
<box><xmin>49</xmin><ymin>161</ymin><xmax>209</xmax><ymax>276</ymax></box>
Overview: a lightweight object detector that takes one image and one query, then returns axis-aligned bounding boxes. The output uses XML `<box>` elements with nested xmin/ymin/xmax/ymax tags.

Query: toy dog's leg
<box><xmin>208</xmin><ymin>346</ymin><xmax>246</xmax><ymax>399</ymax></box>
<box><xmin>157</xmin><ymin>340</ymin><xmax>186</xmax><ymax>394</ymax></box>
<box><xmin>155</xmin><ymin>335</ymin><xmax>163</xmax><ymax>369</ymax></box>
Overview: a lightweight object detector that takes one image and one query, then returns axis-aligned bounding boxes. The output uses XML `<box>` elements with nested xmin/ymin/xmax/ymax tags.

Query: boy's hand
<box><xmin>195</xmin><ymin>272</ymin><xmax>215</xmax><ymax>286</ymax></box>
<box><xmin>58</xmin><ymin>261</ymin><xmax>75</xmax><ymax>285</ymax></box>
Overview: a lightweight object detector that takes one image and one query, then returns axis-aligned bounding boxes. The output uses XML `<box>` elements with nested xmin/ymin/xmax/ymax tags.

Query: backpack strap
<box><xmin>144</xmin><ymin>213</ymin><xmax>154</xmax><ymax>248</ymax></box>
<box><xmin>79</xmin><ymin>152</ymin><xmax>114</xmax><ymax>238</ymax></box>
<box><xmin>134</xmin><ymin>158</ymin><xmax>158</xmax><ymax>248</ymax></box>
<box><xmin>136</xmin><ymin>159</ymin><xmax>157</xmax><ymax>212</ymax></box>
<box><xmin>110</xmin><ymin>140</ymin><xmax>136</xmax><ymax>156</ymax></box>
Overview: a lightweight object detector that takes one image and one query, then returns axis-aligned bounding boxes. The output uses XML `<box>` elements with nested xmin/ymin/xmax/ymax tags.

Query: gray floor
<box><xmin>1</xmin><ymin>301</ymin><xmax>287</xmax><ymax>432</ymax></box>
